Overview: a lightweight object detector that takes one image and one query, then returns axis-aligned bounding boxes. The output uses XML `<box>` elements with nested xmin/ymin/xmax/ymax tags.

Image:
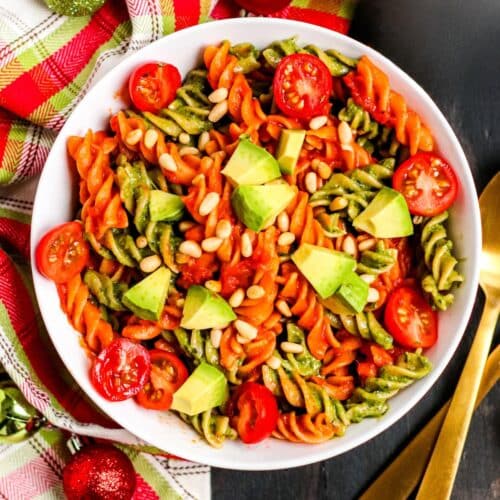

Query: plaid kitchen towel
<box><xmin>0</xmin><ymin>0</ymin><xmax>356</xmax><ymax>498</ymax></box>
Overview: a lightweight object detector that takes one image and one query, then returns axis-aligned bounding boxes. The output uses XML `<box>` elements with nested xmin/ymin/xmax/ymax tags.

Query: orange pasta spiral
<box><xmin>57</xmin><ymin>274</ymin><xmax>115</xmax><ymax>354</ymax></box>
<box><xmin>344</xmin><ymin>56</ymin><xmax>434</xmax><ymax>155</ymax></box>
<box><xmin>273</xmin><ymin>412</ymin><xmax>338</xmax><ymax>443</ymax></box>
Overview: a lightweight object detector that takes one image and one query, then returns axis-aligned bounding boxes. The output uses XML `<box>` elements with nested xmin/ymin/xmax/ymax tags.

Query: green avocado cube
<box><xmin>149</xmin><ymin>190</ymin><xmax>184</xmax><ymax>222</ymax></box>
<box><xmin>122</xmin><ymin>267</ymin><xmax>170</xmax><ymax>320</ymax></box>
<box><xmin>222</xmin><ymin>138</ymin><xmax>281</xmax><ymax>186</ymax></box>
<box><xmin>180</xmin><ymin>285</ymin><xmax>236</xmax><ymax>330</ymax></box>
<box><xmin>231</xmin><ymin>183</ymin><xmax>296</xmax><ymax>232</ymax></box>
<box><xmin>171</xmin><ymin>362</ymin><xmax>228</xmax><ymax>416</ymax></box>
<box><xmin>335</xmin><ymin>271</ymin><xmax>369</xmax><ymax>313</ymax></box>
<box><xmin>353</xmin><ymin>187</ymin><xmax>413</xmax><ymax>238</ymax></box>
<box><xmin>292</xmin><ymin>243</ymin><xmax>356</xmax><ymax>299</ymax></box>
<box><xmin>276</xmin><ymin>129</ymin><xmax>306</xmax><ymax>175</ymax></box>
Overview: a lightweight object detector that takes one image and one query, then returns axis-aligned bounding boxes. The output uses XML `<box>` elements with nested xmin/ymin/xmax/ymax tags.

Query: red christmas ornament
<box><xmin>63</xmin><ymin>443</ymin><xmax>136</xmax><ymax>500</ymax></box>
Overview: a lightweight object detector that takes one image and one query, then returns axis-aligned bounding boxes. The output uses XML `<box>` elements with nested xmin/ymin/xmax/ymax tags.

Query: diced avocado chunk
<box><xmin>171</xmin><ymin>362</ymin><xmax>228</xmax><ymax>416</ymax></box>
<box><xmin>149</xmin><ymin>190</ymin><xmax>184</xmax><ymax>222</ymax></box>
<box><xmin>222</xmin><ymin>139</ymin><xmax>281</xmax><ymax>186</ymax></box>
<box><xmin>231</xmin><ymin>183</ymin><xmax>295</xmax><ymax>232</ymax></box>
<box><xmin>276</xmin><ymin>129</ymin><xmax>306</xmax><ymax>175</ymax></box>
<box><xmin>292</xmin><ymin>243</ymin><xmax>356</xmax><ymax>299</ymax></box>
<box><xmin>353</xmin><ymin>187</ymin><xmax>413</xmax><ymax>238</ymax></box>
<box><xmin>122</xmin><ymin>267</ymin><xmax>170</xmax><ymax>320</ymax></box>
<box><xmin>334</xmin><ymin>271</ymin><xmax>369</xmax><ymax>313</ymax></box>
<box><xmin>180</xmin><ymin>285</ymin><xmax>236</xmax><ymax>330</ymax></box>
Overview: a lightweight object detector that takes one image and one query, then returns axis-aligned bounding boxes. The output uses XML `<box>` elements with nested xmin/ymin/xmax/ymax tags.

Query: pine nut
<box><xmin>215</xmin><ymin>219</ymin><xmax>232</xmax><ymax>239</ymax></box>
<box><xmin>247</xmin><ymin>285</ymin><xmax>265</xmax><ymax>300</ymax></box>
<box><xmin>159</xmin><ymin>152</ymin><xmax>177</xmax><ymax>172</ymax></box>
<box><xmin>179</xmin><ymin>240</ymin><xmax>202</xmax><ymax>258</ymax></box>
<box><xmin>178</xmin><ymin>132</ymin><xmax>190</xmax><ymax>145</ymax></box>
<box><xmin>309</xmin><ymin>115</ymin><xmax>328</xmax><ymax>130</ymax></box>
<box><xmin>317</xmin><ymin>162</ymin><xmax>332</xmax><ymax>180</ymax></box>
<box><xmin>266</xmin><ymin>355</ymin><xmax>281</xmax><ymax>370</ymax></box>
<box><xmin>305</xmin><ymin>171</ymin><xmax>318</xmax><ymax>194</ymax></box>
<box><xmin>276</xmin><ymin>299</ymin><xmax>292</xmax><ymax>318</ymax></box>
<box><xmin>175</xmin><ymin>253</ymin><xmax>191</xmax><ymax>265</ymax></box>
<box><xmin>205</xmin><ymin>280</ymin><xmax>222</xmax><ymax>293</ymax></box>
<box><xmin>125</xmin><ymin>128</ymin><xmax>143</xmax><ymax>146</ymax></box>
<box><xmin>202</xmin><ymin>237</ymin><xmax>223</xmax><ymax>253</ymax></box>
<box><xmin>179</xmin><ymin>221</ymin><xmax>196</xmax><ymax>232</ymax></box>
<box><xmin>198</xmin><ymin>131</ymin><xmax>210</xmax><ymax>152</ymax></box>
<box><xmin>329</xmin><ymin>196</ymin><xmax>349</xmax><ymax>211</ymax></box>
<box><xmin>342</xmin><ymin>235</ymin><xmax>357</xmax><ymax>257</ymax></box>
<box><xmin>234</xmin><ymin>319</ymin><xmax>258</xmax><ymax>340</ymax></box>
<box><xmin>338</xmin><ymin>121</ymin><xmax>353</xmax><ymax>144</ymax></box>
<box><xmin>208</xmin><ymin>100</ymin><xmax>228</xmax><ymax>122</ymax></box>
<box><xmin>210</xmin><ymin>328</ymin><xmax>222</xmax><ymax>348</ymax></box>
<box><xmin>311</xmin><ymin>158</ymin><xmax>321</xmax><ymax>169</ymax></box>
<box><xmin>277</xmin><ymin>212</ymin><xmax>290</xmax><ymax>232</ymax></box>
<box><xmin>208</xmin><ymin>87</ymin><xmax>229</xmax><ymax>103</ymax></box>
<box><xmin>360</xmin><ymin>273</ymin><xmax>376</xmax><ymax>284</ymax></box>
<box><xmin>229</xmin><ymin>288</ymin><xmax>245</xmax><ymax>308</ymax></box>
<box><xmin>236</xmin><ymin>334</ymin><xmax>251</xmax><ymax>344</ymax></box>
<box><xmin>367</xmin><ymin>287</ymin><xmax>380</xmax><ymax>303</ymax></box>
<box><xmin>241</xmin><ymin>232</ymin><xmax>253</xmax><ymax>257</ymax></box>
<box><xmin>176</xmin><ymin>298</ymin><xmax>185</xmax><ymax>308</ymax></box>
<box><xmin>139</xmin><ymin>254</ymin><xmax>162</xmax><ymax>273</ymax></box>
<box><xmin>179</xmin><ymin>146</ymin><xmax>200</xmax><ymax>156</ymax></box>
<box><xmin>136</xmin><ymin>235</ymin><xmax>148</xmax><ymax>249</ymax></box>
<box><xmin>144</xmin><ymin>129</ymin><xmax>159</xmax><ymax>149</ymax></box>
<box><xmin>358</xmin><ymin>238</ymin><xmax>377</xmax><ymax>252</ymax></box>
<box><xmin>413</xmin><ymin>215</ymin><xmax>424</xmax><ymax>225</ymax></box>
<box><xmin>278</xmin><ymin>231</ymin><xmax>296</xmax><ymax>246</ymax></box>
<box><xmin>199</xmin><ymin>192</ymin><xmax>220</xmax><ymax>216</ymax></box>
<box><xmin>281</xmin><ymin>341</ymin><xmax>304</xmax><ymax>354</ymax></box>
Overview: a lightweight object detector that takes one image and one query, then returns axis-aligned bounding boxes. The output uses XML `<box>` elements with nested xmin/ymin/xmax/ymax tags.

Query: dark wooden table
<box><xmin>212</xmin><ymin>1</ymin><xmax>500</xmax><ymax>498</ymax></box>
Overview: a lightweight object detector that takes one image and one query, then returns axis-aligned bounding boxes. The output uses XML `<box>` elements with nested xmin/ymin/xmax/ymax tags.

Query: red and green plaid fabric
<box><xmin>0</xmin><ymin>0</ymin><xmax>356</xmax><ymax>497</ymax></box>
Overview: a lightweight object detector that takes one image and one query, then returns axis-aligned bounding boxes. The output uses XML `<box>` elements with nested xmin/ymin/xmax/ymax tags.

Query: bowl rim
<box><xmin>31</xmin><ymin>17</ymin><xmax>481</xmax><ymax>470</ymax></box>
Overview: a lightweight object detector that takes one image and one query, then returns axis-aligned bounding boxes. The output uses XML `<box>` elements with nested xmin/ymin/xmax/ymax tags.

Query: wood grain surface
<box><xmin>212</xmin><ymin>1</ymin><xmax>500</xmax><ymax>498</ymax></box>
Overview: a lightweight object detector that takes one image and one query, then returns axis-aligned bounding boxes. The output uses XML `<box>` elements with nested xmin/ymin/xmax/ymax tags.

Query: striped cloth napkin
<box><xmin>0</xmin><ymin>0</ymin><xmax>355</xmax><ymax>498</ymax></box>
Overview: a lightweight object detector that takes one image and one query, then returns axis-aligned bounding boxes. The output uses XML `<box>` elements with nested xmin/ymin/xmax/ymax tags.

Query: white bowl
<box><xmin>31</xmin><ymin>18</ymin><xmax>481</xmax><ymax>470</ymax></box>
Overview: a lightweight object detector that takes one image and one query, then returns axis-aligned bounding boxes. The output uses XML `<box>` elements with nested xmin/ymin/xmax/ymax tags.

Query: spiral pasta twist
<box><xmin>83</xmin><ymin>269</ymin><xmax>127</xmax><ymax>312</ymax></box>
<box><xmin>356</xmin><ymin>240</ymin><xmax>397</xmax><ymax>275</ymax></box>
<box><xmin>57</xmin><ymin>274</ymin><xmax>115</xmax><ymax>353</ymax></box>
<box><xmin>420</xmin><ymin>211</ymin><xmax>463</xmax><ymax>310</ymax></box>
<box><xmin>345</xmin><ymin>350</ymin><xmax>431</xmax><ymax>422</ymax></box>
<box><xmin>344</xmin><ymin>56</ymin><xmax>434</xmax><ymax>155</ymax></box>
<box><xmin>173</xmin><ymin>328</ymin><xmax>219</xmax><ymax>366</ymax></box>
<box><xmin>272</xmin><ymin>412</ymin><xmax>339</xmax><ymax>444</ymax></box>
<box><xmin>178</xmin><ymin>410</ymin><xmax>237</xmax><ymax>448</ymax></box>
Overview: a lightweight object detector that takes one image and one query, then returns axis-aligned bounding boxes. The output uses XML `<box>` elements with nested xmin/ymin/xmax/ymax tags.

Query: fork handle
<box><xmin>360</xmin><ymin>344</ymin><xmax>500</xmax><ymax>500</ymax></box>
<box><xmin>415</xmin><ymin>299</ymin><xmax>499</xmax><ymax>500</ymax></box>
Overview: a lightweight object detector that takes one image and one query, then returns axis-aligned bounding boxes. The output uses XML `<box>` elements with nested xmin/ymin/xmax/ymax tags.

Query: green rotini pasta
<box><xmin>178</xmin><ymin>410</ymin><xmax>237</xmax><ymax>448</ymax></box>
<box><xmin>83</xmin><ymin>270</ymin><xmax>127</xmax><ymax>311</ymax></box>
<box><xmin>420</xmin><ymin>211</ymin><xmax>463</xmax><ymax>310</ymax></box>
<box><xmin>356</xmin><ymin>241</ymin><xmax>397</xmax><ymax>275</ymax></box>
<box><xmin>173</xmin><ymin>328</ymin><xmax>219</xmax><ymax>366</ymax></box>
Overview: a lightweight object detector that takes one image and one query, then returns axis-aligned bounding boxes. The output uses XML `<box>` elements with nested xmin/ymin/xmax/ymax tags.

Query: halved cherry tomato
<box><xmin>384</xmin><ymin>287</ymin><xmax>438</xmax><ymax>349</ymax></box>
<box><xmin>136</xmin><ymin>351</ymin><xmax>188</xmax><ymax>410</ymax></box>
<box><xmin>91</xmin><ymin>338</ymin><xmax>151</xmax><ymax>402</ymax></box>
<box><xmin>392</xmin><ymin>153</ymin><xmax>458</xmax><ymax>216</ymax></box>
<box><xmin>35</xmin><ymin>221</ymin><xmax>89</xmax><ymax>283</ymax></box>
<box><xmin>226</xmin><ymin>382</ymin><xmax>279</xmax><ymax>444</ymax></box>
<box><xmin>273</xmin><ymin>54</ymin><xmax>332</xmax><ymax>119</ymax></box>
<box><xmin>234</xmin><ymin>0</ymin><xmax>291</xmax><ymax>15</ymax></box>
<box><xmin>129</xmin><ymin>62</ymin><xmax>181</xmax><ymax>113</ymax></box>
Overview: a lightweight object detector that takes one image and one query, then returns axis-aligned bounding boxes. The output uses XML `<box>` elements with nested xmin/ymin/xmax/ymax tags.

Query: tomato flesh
<box><xmin>35</xmin><ymin>221</ymin><xmax>89</xmax><ymax>283</ymax></box>
<box><xmin>392</xmin><ymin>153</ymin><xmax>458</xmax><ymax>216</ymax></box>
<box><xmin>227</xmin><ymin>382</ymin><xmax>279</xmax><ymax>444</ymax></box>
<box><xmin>91</xmin><ymin>338</ymin><xmax>151</xmax><ymax>402</ymax></box>
<box><xmin>136</xmin><ymin>351</ymin><xmax>188</xmax><ymax>410</ymax></box>
<box><xmin>384</xmin><ymin>287</ymin><xmax>438</xmax><ymax>349</ymax></box>
<box><xmin>273</xmin><ymin>54</ymin><xmax>332</xmax><ymax>119</ymax></box>
<box><xmin>129</xmin><ymin>62</ymin><xmax>181</xmax><ymax>113</ymax></box>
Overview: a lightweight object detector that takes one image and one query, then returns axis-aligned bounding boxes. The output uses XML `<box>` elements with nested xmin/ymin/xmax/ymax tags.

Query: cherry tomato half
<box><xmin>227</xmin><ymin>382</ymin><xmax>279</xmax><ymax>444</ymax></box>
<box><xmin>91</xmin><ymin>338</ymin><xmax>151</xmax><ymax>402</ymax></box>
<box><xmin>129</xmin><ymin>62</ymin><xmax>181</xmax><ymax>113</ymax></box>
<box><xmin>392</xmin><ymin>152</ymin><xmax>459</xmax><ymax>216</ymax></box>
<box><xmin>35</xmin><ymin>221</ymin><xmax>89</xmax><ymax>283</ymax></box>
<box><xmin>234</xmin><ymin>0</ymin><xmax>291</xmax><ymax>15</ymax></box>
<box><xmin>384</xmin><ymin>287</ymin><xmax>438</xmax><ymax>349</ymax></box>
<box><xmin>273</xmin><ymin>54</ymin><xmax>332</xmax><ymax>119</ymax></box>
<box><xmin>136</xmin><ymin>350</ymin><xmax>188</xmax><ymax>411</ymax></box>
